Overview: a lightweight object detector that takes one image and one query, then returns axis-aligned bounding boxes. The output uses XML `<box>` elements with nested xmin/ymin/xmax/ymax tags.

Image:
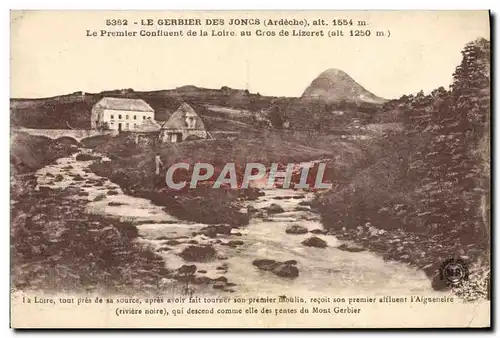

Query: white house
<box><xmin>91</xmin><ymin>97</ymin><xmax>155</xmax><ymax>132</ymax></box>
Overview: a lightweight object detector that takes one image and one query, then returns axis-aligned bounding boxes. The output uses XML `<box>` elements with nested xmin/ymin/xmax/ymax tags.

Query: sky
<box><xmin>10</xmin><ymin>10</ymin><xmax>490</xmax><ymax>99</ymax></box>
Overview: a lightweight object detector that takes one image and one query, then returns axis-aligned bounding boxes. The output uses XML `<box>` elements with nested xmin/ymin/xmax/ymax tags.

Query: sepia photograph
<box><xmin>9</xmin><ymin>10</ymin><xmax>491</xmax><ymax>328</ymax></box>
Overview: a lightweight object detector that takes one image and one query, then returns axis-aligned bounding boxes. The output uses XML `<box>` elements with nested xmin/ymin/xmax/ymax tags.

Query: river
<box><xmin>34</xmin><ymin>149</ymin><xmax>444</xmax><ymax>298</ymax></box>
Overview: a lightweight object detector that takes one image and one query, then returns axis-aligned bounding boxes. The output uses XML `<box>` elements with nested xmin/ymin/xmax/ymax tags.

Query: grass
<box><xmin>85</xmin><ymin>130</ymin><xmax>367</xmax><ymax>226</ymax></box>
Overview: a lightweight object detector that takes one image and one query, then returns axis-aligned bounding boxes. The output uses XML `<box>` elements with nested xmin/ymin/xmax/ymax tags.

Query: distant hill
<box><xmin>10</xmin><ymin>86</ymin><xmax>281</xmax><ymax>131</ymax></box>
<box><xmin>11</xmin><ymin>79</ymin><xmax>383</xmax><ymax>132</ymax></box>
<box><xmin>301</xmin><ymin>68</ymin><xmax>387</xmax><ymax>105</ymax></box>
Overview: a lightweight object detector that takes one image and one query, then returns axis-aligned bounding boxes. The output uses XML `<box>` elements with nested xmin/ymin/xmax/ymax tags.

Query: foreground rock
<box><xmin>267</xmin><ymin>203</ymin><xmax>285</xmax><ymax>214</ymax></box>
<box><xmin>252</xmin><ymin>259</ymin><xmax>299</xmax><ymax>278</ymax></box>
<box><xmin>76</xmin><ymin>153</ymin><xmax>101</xmax><ymax>161</ymax></box>
<box><xmin>199</xmin><ymin>225</ymin><xmax>232</xmax><ymax>238</ymax></box>
<box><xmin>301</xmin><ymin>236</ymin><xmax>327</xmax><ymax>248</ymax></box>
<box><xmin>337</xmin><ymin>243</ymin><xmax>365</xmax><ymax>253</ymax></box>
<box><xmin>285</xmin><ymin>224</ymin><xmax>308</xmax><ymax>235</ymax></box>
<box><xmin>179</xmin><ymin>245</ymin><xmax>216</xmax><ymax>262</ymax></box>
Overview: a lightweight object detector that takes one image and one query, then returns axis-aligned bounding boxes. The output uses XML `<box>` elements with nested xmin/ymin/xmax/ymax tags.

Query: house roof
<box><xmin>95</xmin><ymin>97</ymin><xmax>154</xmax><ymax>112</ymax></box>
<box><xmin>134</xmin><ymin>119</ymin><xmax>161</xmax><ymax>133</ymax></box>
<box><xmin>161</xmin><ymin>102</ymin><xmax>206</xmax><ymax>130</ymax></box>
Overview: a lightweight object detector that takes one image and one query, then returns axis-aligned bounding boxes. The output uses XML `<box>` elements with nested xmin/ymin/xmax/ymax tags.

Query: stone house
<box><xmin>159</xmin><ymin>102</ymin><xmax>208</xmax><ymax>143</ymax></box>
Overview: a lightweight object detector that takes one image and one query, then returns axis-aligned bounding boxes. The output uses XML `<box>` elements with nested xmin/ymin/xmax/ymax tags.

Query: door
<box><xmin>118</xmin><ymin>123</ymin><xmax>122</xmax><ymax>132</ymax></box>
<box><xmin>175</xmin><ymin>133</ymin><xmax>182</xmax><ymax>143</ymax></box>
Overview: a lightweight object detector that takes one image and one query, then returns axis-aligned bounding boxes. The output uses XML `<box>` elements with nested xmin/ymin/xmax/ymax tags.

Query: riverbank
<box><xmin>312</xmin><ymin>132</ymin><xmax>490</xmax><ymax>301</ymax></box>
<box><xmin>11</xmin><ymin>174</ymin><xmax>175</xmax><ymax>295</ymax></box>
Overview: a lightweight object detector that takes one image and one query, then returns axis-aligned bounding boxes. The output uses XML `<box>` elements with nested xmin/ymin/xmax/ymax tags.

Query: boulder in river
<box><xmin>215</xmin><ymin>225</ymin><xmax>232</xmax><ymax>235</ymax></box>
<box><xmin>54</xmin><ymin>174</ymin><xmax>64</xmax><ymax>182</ymax></box>
<box><xmin>76</xmin><ymin>153</ymin><xmax>101</xmax><ymax>161</ymax></box>
<box><xmin>272</xmin><ymin>263</ymin><xmax>299</xmax><ymax>278</ymax></box>
<box><xmin>165</xmin><ymin>239</ymin><xmax>182</xmax><ymax>246</ymax></box>
<box><xmin>213</xmin><ymin>281</ymin><xmax>226</xmax><ymax>289</ymax></box>
<box><xmin>337</xmin><ymin>243</ymin><xmax>365</xmax><ymax>253</ymax></box>
<box><xmin>227</xmin><ymin>240</ymin><xmax>244</xmax><ymax>247</ymax></box>
<box><xmin>177</xmin><ymin>264</ymin><xmax>197</xmax><ymax>275</ymax></box>
<box><xmin>301</xmin><ymin>236</ymin><xmax>328</xmax><ymax>248</ymax></box>
<box><xmin>252</xmin><ymin>259</ymin><xmax>299</xmax><ymax>278</ymax></box>
<box><xmin>310</xmin><ymin>229</ymin><xmax>328</xmax><ymax>235</ymax></box>
<box><xmin>247</xmin><ymin>205</ymin><xmax>258</xmax><ymax>213</ymax></box>
<box><xmin>179</xmin><ymin>245</ymin><xmax>216</xmax><ymax>262</ymax></box>
<box><xmin>267</xmin><ymin>203</ymin><xmax>285</xmax><ymax>214</ymax></box>
<box><xmin>285</xmin><ymin>224</ymin><xmax>309</xmax><ymax>235</ymax></box>
<box><xmin>107</xmin><ymin>201</ymin><xmax>125</xmax><ymax>207</ymax></box>
<box><xmin>252</xmin><ymin>259</ymin><xmax>278</xmax><ymax>271</ymax></box>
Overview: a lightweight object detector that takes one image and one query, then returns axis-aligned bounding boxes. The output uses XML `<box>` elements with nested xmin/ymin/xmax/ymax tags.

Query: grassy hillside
<box><xmin>11</xmin><ymin>84</ymin><xmax>384</xmax><ymax>133</ymax></box>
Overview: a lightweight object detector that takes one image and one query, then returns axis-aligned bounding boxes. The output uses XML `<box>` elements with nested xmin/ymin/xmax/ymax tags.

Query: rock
<box><xmin>76</xmin><ymin>153</ymin><xmax>101</xmax><ymax>161</ymax></box>
<box><xmin>301</xmin><ymin>236</ymin><xmax>327</xmax><ymax>248</ymax></box>
<box><xmin>272</xmin><ymin>264</ymin><xmax>299</xmax><ymax>278</ymax></box>
<box><xmin>267</xmin><ymin>203</ymin><xmax>285</xmax><ymax>214</ymax></box>
<box><xmin>73</xmin><ymin>175</ymin><xmax>85</xmax><ymax>181</ymax></box>
<box><xmin>108</xmin><ymin>202</ymin><xmax>125</xmax><ymax>206</ymax></box>
<box><xmin>310</xmin><ymin>229</ymin><xmax>328</xmax><ymax>235</ymax></box>
<box><xmin>285</xmin><ymin>224</ymin><xmax>309</xmax><ymax>235</ymax></box>
<box><xmin>252</xmin><ymin>259</ymin><xmax>278</xmax><ymax>271</ymax></box>
<box><xmin>187</xmin><ymin>240</ymin><xmax>198</xmax><ymax>244</ymax></box>
<box><xmin>156</xmin><ymin>236</ymin><xmax>169</xmax><ymax>240</ymax></box>
<box><xmin>177</xmin><ymin>264</ymin><xmax>197</xmax><ymax>275</ymax></box>
<box><xmin>201</xmin><ymin>226</ymin><xmax>218</xmax><ymax>238</ymax></box>
<box><xmin>294</xmin><ymin>206</ymin><xmax>311</xmax><ymax>212</ymax></box>
<box><xmin>216</xmin><ymin>263</ymin><xmax>228</xmax><ymax>270</ymax></box>
<box><xmin>193</xmin><ymin>276</ymin><xmax>212</xmax><ymax>285</ymax></box>
<box><xmin>292</xmin><ymin>194</ymin><xmax>306</xmax><ymax>199</ymax></box>
<box><xmin>165</xmin><ymin>239</ymin><xmax>181</xmax><ymax>246</ymax></box>
<box><xmin>45</xmin><ymin>173</ymin><xmax>54</xmax><ymax>177</ymax></box>
<box><xmin>298</xmin><ymin>200</ymin><xmax>311</xmax><ymax>206</ymax></box>
<box><xmin>107</xmin><ymin>190</ymin><xmax>119</xmax><ymax>196</ymax></box>
<box><xmin>179</xmin><ymin>245</ymin><xmax>216</xmax><ymax>262</ymax></box>
<box><xmin>77</xmin><ymin>191</ymin><xmax>89</xmax><ymax>197</ymax></box>
<box><xmin>215</xmin><ymin>225</ymin><xmax>232</xmax><ymax>235</ymax></box>
<box><xmin>283</xmin><ymin>260</ymin><xmax>298</xmax><ymax>265</ymax></box>
<box><xmin>232</xmin><ymin>232</ymin><xmax>242</xmax><ymax>236</ymax></box>
<box><xmin>198</xmin><ymin>270</ymin><xmax>207</xmax><ymax>274</ymax></box>
<box><xmin>227</xmin><ymin>240</ymin><xmax>244</xmax><ymax>247</ymax></box>
<box><xmin>247</xmin><ymin>205</ymin><xmax>258</xmax><ymax>213</ymax></box>
<box><xmin>337</xmin><ymin>243</ymin><xmax>365</xmax><ymax>253</ymax></box>
<box><xmin>213</xmin><ymin>281</ymin><xmax>226</xmax><ymax>289</ymax></box>
<box><xmin>157</xmin><ymin>246</ymin><xmax>172</xmax><ymax>252</ymax></box>
<box><xmin>54</xmin><ymin>174</ymin><xmax>64</xmax><ymax>182</ymax></box>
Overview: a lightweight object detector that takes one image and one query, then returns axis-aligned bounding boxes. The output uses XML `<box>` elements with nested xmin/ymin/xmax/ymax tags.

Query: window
<box><xmin>134</xmin><ymin>123</ymin><xmax>137</xmax><ymax>127</ymax></box>
<box><xmin>143</xmin><ymin>116</ymin><xmax>146</xmax><ymax>120</ymax></box>
<box><xmin>110</xmin><ymin>115</ymin><xmax>114</xmax><ymax>119</ymax></box>
<box><xmin>134</xmin><ymin>115</ymin><xmax>137</xmax><ymax>120</ymax></box>
<box><xmin>119</xmin><ymin>114</ymin><xmax>122</xmax><ymax>119</ymax></box>
<box><xmin>126</xmin><ymin>123</ymin><xmax>129</xmax><ymax>129</ymax></box>
<box><xmin>126</xmin><ymin>115</ymin><xmax>129</xmax><ymax>119</ymax></box>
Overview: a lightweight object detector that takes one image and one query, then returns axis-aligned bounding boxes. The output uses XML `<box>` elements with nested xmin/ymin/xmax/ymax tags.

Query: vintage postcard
<box><xmin>10</xmin><ymin>10</ymin><xmax>491</xmax><ymax>328</ymax></box>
